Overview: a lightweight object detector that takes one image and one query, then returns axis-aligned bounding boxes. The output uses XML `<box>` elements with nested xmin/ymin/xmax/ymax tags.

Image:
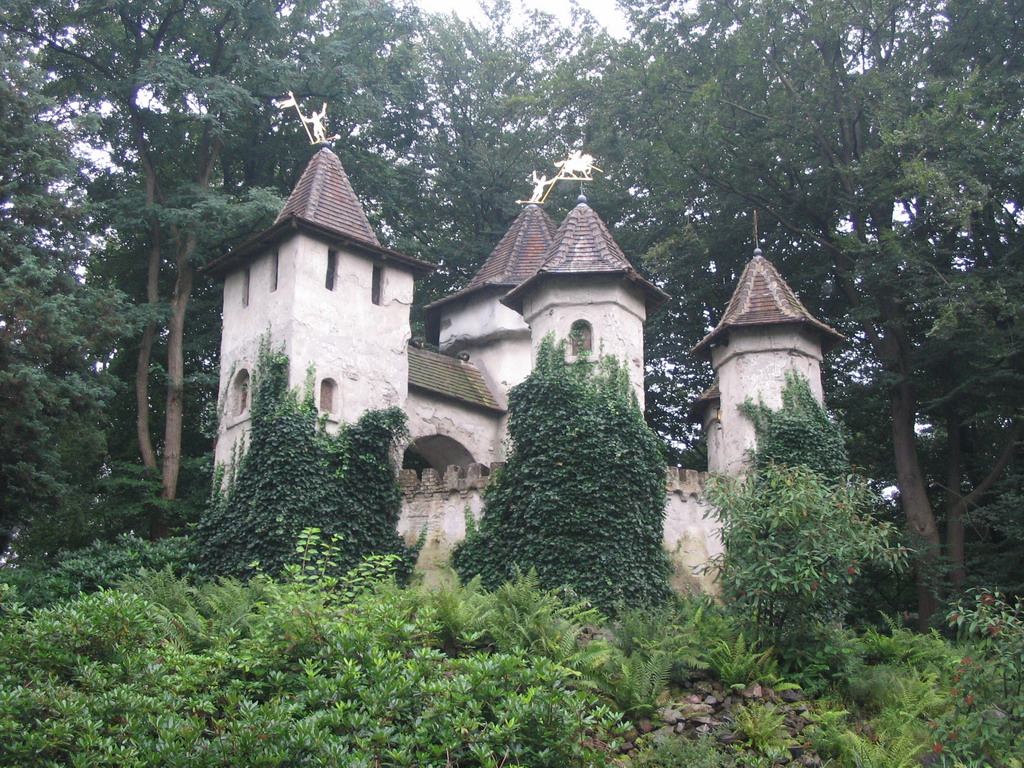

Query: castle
<box><xmin>205</xmin><ymin>147</ymin><xmax>841</xmax><ymax>591</ymax></box>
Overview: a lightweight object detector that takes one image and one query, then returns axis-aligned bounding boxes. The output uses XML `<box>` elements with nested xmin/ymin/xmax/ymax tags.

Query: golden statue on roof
<box><xmin>276</xmin><ymin>91</ymin><xmax>341</xmax><ymax>145</ymax></box>
<box><xmin>519</xmin><ymin>150</ymin><xmax>603</xmax><ymax>205</ymax></box>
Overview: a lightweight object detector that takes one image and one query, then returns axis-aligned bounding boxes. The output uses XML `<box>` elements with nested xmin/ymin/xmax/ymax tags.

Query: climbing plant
<box><xmin>740</xmin><ymin>371</ymin><xmax>849</xmax><ymax>479</ymax></box>
<box><xmin>196</xmin><ymin>341</ymin><xmax>418</xmax><ymax>580</ymax></box>
<box><xmin>453</xmin><ymin>336</ymin><xmax>672</xmax><ymax>614</ymax></box>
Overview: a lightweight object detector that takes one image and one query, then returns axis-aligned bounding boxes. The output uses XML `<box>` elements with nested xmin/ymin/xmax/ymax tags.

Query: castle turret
<box><xmin>205</xmin><ymin>147</ymin><xmax>433</xmax><ymax>467</ymax></box>
<box><xmin>501</xmin><ymin>196</ymin><xmax>668</xmax><ymax>409</ymax></box>
<box><xmin>692</xmin><ymin>250</ymin><xmax>843</xmax><ymax>474</ymax></box>
<box><xmin>423</xmin><ymin>203</ymin><xmax>557</xmax><ymax>403</ymax></box>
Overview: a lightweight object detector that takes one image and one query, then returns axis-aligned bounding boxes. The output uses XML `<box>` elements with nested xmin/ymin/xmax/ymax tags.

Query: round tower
<box><xmin>692</xmin><ymin>249</ymin><xmax>843</xmax><ymax>474</ymax></box>
<box><xmin>501</xmin><ymin>196</ymin><xmax>668</xmax><ymax>409</ymax></box>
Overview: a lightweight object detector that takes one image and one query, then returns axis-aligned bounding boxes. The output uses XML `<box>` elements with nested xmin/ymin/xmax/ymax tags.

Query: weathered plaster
<box><xmin>709</xmin><ymin>325</ymin><xmax>825</xmax><ymax>475</ymax></box>
<box><xmin>405</xmin><ymin>389</ymin><xmax>505</xmax><ymax>467</ymax></box>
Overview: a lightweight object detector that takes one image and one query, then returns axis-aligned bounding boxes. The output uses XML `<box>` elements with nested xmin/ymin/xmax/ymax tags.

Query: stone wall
<box><xmin>398</xmin><ymin>463</ymin><xmax>721</xmax><ymax>594</ymax></box>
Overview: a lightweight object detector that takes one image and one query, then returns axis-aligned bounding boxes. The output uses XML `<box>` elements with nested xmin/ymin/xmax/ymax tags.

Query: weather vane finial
<box><xmin>518</xmin><ymin>150</ymin><xmax>603</xmax><ymax>205</ymax></box>
<box><xmin>276</xmin><ymin>91</ymin><xmax>341</xmax><ymax>145</ymax></box>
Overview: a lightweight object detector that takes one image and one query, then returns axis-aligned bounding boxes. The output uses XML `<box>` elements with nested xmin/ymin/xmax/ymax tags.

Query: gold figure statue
<box><xmin>518</xmin><ymin>150</ymin><xmax>603</xmax><ymax>205</ymax></box>
<box><xmin>276</xmin><ymin>91</ymin><xmax>341</xmax><ymax>145</ymax></box>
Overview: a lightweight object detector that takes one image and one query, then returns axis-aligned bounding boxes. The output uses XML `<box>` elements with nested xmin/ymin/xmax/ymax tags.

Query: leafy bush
<box><xmin>934</xmin><ymin>588</ymin><xmax>1024</xmax><ymax>765</ymax></box>
<box><xmin>0</xmin><ymin>547</ymin><xmax>622</xmax><ymax>767</ymax></box>
<box><xmin>197</xmin><ymin>341</ymin><xmax>419</xmax><ymax>581</ymax></box>
<box><xmin>453</xmin><ymin>336</ymin><xmax>671</xmax><ymax>614</ymax></box>
<box><xmin>634</xmin><ymin>732</ymin><xmax>726</xmax><ymax>767</ymax></box>
<box><xmin>707</xmin><ymin>461</ymin><xmax>907</xmax><ymax>653</ymax></box>
<box><xmin>0</xmin><ymin>533</ymin><xmax>194</xmax><ymax>609</ymax></box>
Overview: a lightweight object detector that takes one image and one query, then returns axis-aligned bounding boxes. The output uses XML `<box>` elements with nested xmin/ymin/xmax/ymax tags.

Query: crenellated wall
<box><xmin>397</xmin><ymin>463</ymin><xmax>721</xmax><ymax>594</ymax></box>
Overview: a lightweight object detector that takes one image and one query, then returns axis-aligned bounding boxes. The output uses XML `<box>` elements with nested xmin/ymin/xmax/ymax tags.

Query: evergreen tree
<box><xmin>454</xmin><ymin>337</ymin><xmax>671</xmax><ymax>614</ymax></box>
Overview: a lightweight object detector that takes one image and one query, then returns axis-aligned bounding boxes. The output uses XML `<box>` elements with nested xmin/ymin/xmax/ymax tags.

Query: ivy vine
<box><xmin>740</xmin><ymin>370</ymin><xmax>850</xmax><ymax>478</ymax></box>
<box><xmin>196</xmin><ymin>339</ymin><xmax>419</xmax><ymax>581</ymax></box>
<box><xmin>453</xmin><ymin>336</ymin><xmax>672</xmax><ymax>614</ymax></box>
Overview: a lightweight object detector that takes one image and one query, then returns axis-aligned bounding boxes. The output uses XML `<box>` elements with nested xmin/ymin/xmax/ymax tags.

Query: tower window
<box><xmin>320</xmin><ymin>378</ymin><xmax>337</xmax><ymax>413</ymax></box>
<box><xmin>241</xmin><ymin>268</ymin><xmax>250</xmax><ymax>307</ymax></box>
<box><xmin>233</xmin><ymin>369</ymin><xmax>250</xmax><ymax>416</ymax></box>
<box><xmin>570</xmin><ymin>320</ymin><xmax>593</xmax><ymax>355</ymax></box>
<box><xmin>270</xmin><ymin>250</ymin><xmax>279</xmax><ymax>292</ymax></box>
<box><xmin>371</xmin><ymin>265</ymin><xmax>383</xmax><ymax>305</ymax></box>
<box><xmin>325</xmin><ymin>249</ymin><xmax>337</xmax><ymax>291</ymax></box>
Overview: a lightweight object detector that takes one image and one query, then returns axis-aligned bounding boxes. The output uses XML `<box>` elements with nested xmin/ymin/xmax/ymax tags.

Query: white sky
<box><xmin>414</xmin><ymin>0</ymin><xmax>629</xmax><ymax>36</ymax></box>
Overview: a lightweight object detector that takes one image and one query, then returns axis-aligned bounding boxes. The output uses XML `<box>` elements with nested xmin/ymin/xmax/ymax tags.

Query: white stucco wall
<box><xmin>437</xmin><ymin>292</ymin><xmax>533</xmax><ymax>407</ymax></box>
<box><xmin>214</xmin><ymin>233</ymin><xmax>413</xmax><ymax>468</ymax></box>
<box><xmin>709</xmin><ymin>325</ymin><xmax>825</xmax><ymax>474</ymax></box>
<box><xmin>519</xmin><ymin>276</ymin><xmax>648</xmax><ymax>409</ymax></box>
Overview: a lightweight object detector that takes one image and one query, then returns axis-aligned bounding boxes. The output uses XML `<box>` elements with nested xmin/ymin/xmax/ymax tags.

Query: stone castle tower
<box><xmin>206</xmin><ymin>147</ymin><xmax>841</xmax><ymax>589</ymax></box>
<box><xmin>692</xmin><ymin>248</ymin><xmax>844</xmax><ymax>474</ymax></box>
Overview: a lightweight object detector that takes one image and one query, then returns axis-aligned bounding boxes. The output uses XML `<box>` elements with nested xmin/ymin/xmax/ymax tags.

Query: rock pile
<box><xmin>615</xmin><ymin>677</ymin><xmax>825</xmax><ymax>765</ymax></box>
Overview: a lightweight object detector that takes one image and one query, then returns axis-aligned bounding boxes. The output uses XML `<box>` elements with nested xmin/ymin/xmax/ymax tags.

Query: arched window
<box><xmin>319</xmin><ymin>378</ymin><xmax>337</xmax><ymax>413</ymax></box>
<box><xmin>570</xmin><ymin>320</ymin><xmax>593</xmax><ymax>356</ymax></box>
<box><xmin>233</xmin><ymin>369</ymin><xmax>250</xmax><ymax>416</ymax></box>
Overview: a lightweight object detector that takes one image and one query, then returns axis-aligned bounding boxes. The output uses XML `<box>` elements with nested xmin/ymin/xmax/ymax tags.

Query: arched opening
<box><xmin>570</xmin><ymin>319</ymin><xmax>593</xmax><ymax>355</ymax></box>
<box><xmin>319</xmin><ymin>378</ymin><xmax>337</xmax><ymax>413</ymax></box>
<box><xmin>233</xmin><ymin>369</ymin><xmax>250</xmax><ymax>416</ymax></box>
<box><xmin>402</xmin><ymin>434</ymin><xmax>475</xmax><ymax>472</ymax></box>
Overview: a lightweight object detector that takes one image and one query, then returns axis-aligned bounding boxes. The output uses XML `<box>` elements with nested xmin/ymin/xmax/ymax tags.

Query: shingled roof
<box><xmin>423</xmin><ymin>204</ymin><xmax>557</xmax><ymax>319</ymax></box>
<box><xmin>692</xmin><ymin>251</ymin><xmax>844</xmax><ymax>356</ymax></box>
<box><xmin>407</xmin><ymin>346</ymin><xmax>504</xmax><ymax>413</ymax></box>
<box><xmin>203</xmin><ymin>148</ymin><xmax>433</xmax><ymax>280</ymax></box>
<box><xmin>501</xmin><ymin>198</ymin><xmax>669</xmax><ymax>313</ymax></box>
<box><xmin>276</xmin><ymin>146</ymin><xmax>380</xmax><ymax>246</ymax></box>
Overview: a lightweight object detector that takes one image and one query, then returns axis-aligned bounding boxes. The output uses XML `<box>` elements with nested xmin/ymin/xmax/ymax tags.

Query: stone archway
<box><xmin>402</xmin><ymin>434</ymin><xmax>475</xmax><ymax>472</ymax></box>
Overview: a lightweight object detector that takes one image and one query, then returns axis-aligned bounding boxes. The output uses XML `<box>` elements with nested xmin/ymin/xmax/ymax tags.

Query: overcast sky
<box><xmin>414</xmin><ymin>0</ymin><xmax>630</xmax><ymax>36</ymax></box>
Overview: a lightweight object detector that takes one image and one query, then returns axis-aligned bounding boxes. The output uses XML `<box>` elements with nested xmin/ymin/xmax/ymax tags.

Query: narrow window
<box><xmin>325</xmin><ymin>249</ymin><xmax>337</xmax><ymax>291</ymax></box>
<box><xmin>233</xmin><ymin>369</ymin><xmax>250</xmax><ymax>416</ymax></box>
<box><xmin>319</xmin><ymin>378</ymin><xmax>337</xmax><ymax>413</ymax></box>
<box><xmin>241</xmin><ymin>268</ymin><xmax>250</xmax><ymax>307</ymax></box>
<box><xmin>270</xmin><ymin>250</ymin><xmax>279</xmax><ymax>292</ymax></box>
<box><xmin>570</xmin><ymin>320</ymin><xmax>593</xmax><ymax>355</ymax></box>
<box><xmin>371</xmin><ymin>265</ymin><xmax>383</xmax><ymax>305</ymax></box>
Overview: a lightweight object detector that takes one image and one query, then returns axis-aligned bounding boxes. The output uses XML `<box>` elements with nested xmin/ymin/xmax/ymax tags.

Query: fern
<box><xmin>593</xmin><ymin>649</ymin><xmax>672</xmax><ymax>720</ymax></box>
<box><xmin>707</xmin><ymin>635</ymin><xmax>788</xmax><ymax>689</ymax></box>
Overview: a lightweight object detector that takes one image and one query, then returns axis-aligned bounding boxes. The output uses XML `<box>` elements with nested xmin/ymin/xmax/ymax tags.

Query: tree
<box><xmin>0</xmin><ymin>37</ymin><xmax>131</xmax><ymax>558</ymax></box>
<box><xmin>587</xmin><ymin>0</ymin><xmax>1024</xmax><ymax>624</ymax></box>
<box><xmin>453</xmin><ymin>337</ymin><xmax>672</xmax><ymax>614</ymax></box>
<box><xmin>1</xmin><ymin>0</ymin><xmax>430</xmax><ymax>538</ymax></box>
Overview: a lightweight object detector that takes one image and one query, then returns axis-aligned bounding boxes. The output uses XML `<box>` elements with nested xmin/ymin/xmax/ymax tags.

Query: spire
<box><xmin>275</xmin><ymin>146</ymin><xmax>380</xmax><ymax>247</ymax></box>
<box><xmin>692</xmin><ymin>251</ymin><xmax>843</xmax><ymax>356</ymax></box>
<box><xmin>466</xmin><ymin>204</ymin><xmax>558</xmax><ymax>289</ymax></box>
<box><xmin>501</xmin><ymin>198</ymin><xmax>669</xmax><ymax>312</ymax></box>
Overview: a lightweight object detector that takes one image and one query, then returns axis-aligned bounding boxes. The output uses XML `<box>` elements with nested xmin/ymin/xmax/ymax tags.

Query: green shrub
<box><xmin>707</xmin><ymin>461</ymin><xmax>907</xmax><ymax>654</ymax></box>
<box><xmin>0</xmin><ymin>533</ymin><xmax>194</xmax><ymax>609</ymax></box>
<box><xmin>0</xmin><ymin>554</ymin><xmax>622</xmax><ymax>767</ymax></box>
<box><xmin>453</xmin><ymin>336</ymin><xmax>671</xmax><ymax>614</ymax></box>
<box><xmin>934</xmin><ymin>589</ymin><xmax>1024</xmax><ymax>765</ymax></box>
<box><xmin>634</xmin><ymin>732</ymin><xmax>727</xmax><ymax>767</ymax></box>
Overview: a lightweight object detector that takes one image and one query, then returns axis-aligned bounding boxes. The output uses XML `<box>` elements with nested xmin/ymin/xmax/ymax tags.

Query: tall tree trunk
<box><xmin>136</xmin><ymin>231</ymin><xmax>161</xmax><ymax>471</ymax></box>
<box><xmin>157</xmin><ymin>257</ymin><xmax>194</xmax><ymax>521</ymax></box>
<box><xmin>890</xmin><ymin>379</ymin><xmax>943</xmax><ymax>629</ymax></box>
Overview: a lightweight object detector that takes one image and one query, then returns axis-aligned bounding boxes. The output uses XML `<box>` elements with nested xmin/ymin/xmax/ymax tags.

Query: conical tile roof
<box><xmin>692</xmin><ymin>252</ymin><xmax>844</xmax><ymax>356</ymax></box>
<box><xmin>275</xmin><ymin>146</ymin><xmax>380</xmax><ymax>247</ymax></box>
<box><xmin>466</xmin><ymin>204</ymin><xmax>558</xmax><ymax>289</ymax></box>
<box><xmin>502</xmin><ymin>198</ymin><xmax>669</xmax><ymax>312</ymax></box>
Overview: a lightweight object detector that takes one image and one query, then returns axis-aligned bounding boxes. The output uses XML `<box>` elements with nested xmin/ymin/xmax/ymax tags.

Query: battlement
<box><xmin>399</xmin><ymin>462</ymin><xmax>502</xmax><ymax>496</ymax></box>
<box><xmin>665</xmin><ymin>467</ymin><xmax>708</xmax><ymax>499</ymax></box>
